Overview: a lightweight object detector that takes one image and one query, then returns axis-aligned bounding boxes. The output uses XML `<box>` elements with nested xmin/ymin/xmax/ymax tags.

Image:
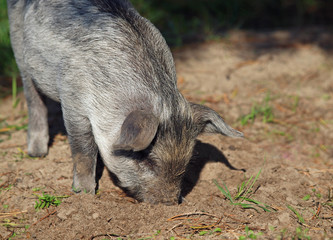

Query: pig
<box><xmin>7</xmin><ymin>0</ymin><xmax>243</xmax><ymax>205</ymax></box>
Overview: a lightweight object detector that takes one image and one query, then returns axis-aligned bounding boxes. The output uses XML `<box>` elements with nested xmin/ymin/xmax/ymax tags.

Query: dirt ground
<box><xmin>0</xmin><ymin>29</ymin><xmax>332</xmax><ymax>240</ymax></box>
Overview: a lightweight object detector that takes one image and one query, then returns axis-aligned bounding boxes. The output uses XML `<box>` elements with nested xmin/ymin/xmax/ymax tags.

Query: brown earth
<box><xmin>0</xmin><ymin>29</ymin><xmax>332</xmax><ymax>240</ymax></box>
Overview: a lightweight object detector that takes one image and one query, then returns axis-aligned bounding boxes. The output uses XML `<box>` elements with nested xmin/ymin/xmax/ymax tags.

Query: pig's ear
<box><xmin>113</xmin><ymin>110</ymin><xmax>159</xmax><ymax>152</ymax></box>
<box><xmin>190</xmin><ymin>103</ymin><xmax>243</xmax><ymax>138</ymax></box>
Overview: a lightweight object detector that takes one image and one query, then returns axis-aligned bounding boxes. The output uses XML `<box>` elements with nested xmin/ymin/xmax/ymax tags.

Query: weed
<box><xmin>13</xmin><ymin>147</ymin><xmax>35</xmax><ymax>161</ymax></box>
<box><xmin>294</xmin><ymin>227</ymin><xmax>311</xmax><ymax>240</ymax></box>
<box><xmin>34</xmin><ymin>193</ymin><xmax>69</xmax><ymax>210</ymax></box>
<box><xmin>287</xmin><ymin>205</ymin><xmax>304</xmax><ymax>224</ymax></box>
<box><xmin>198</xmin><ymin>227</ymin><xmax>222</xmax><ymax>236</ymax></box>
<box><xmin>238</xmin><ymin>226</ymin><xmax>263</xmax><ymax>240</ymax></box>
<box><xmin>302</xmin><ymin>194</ymin><xmax>311</xmax><ymax>201</ymax></box>
<box><xmin>32</xmin><ymin>187</ymin><xmax>44</xmax><ymax>192</ymax></box>
<box><xmin>322</xmin><ymin>94</ymin><xmax>331</xmax><ymax>100</ymax></box>
<box><xmin>305</xmin><ymin>188</ymin><xmax>333</xmax><ymax>209</ymax></box>
<box><xmin>1</xmin><ymin>220</ymin><xmax>30</xmax><ymax>240</ymax></box>
<box><xmin>2</xmin><ymin>219</ymin><xmax>22</xmax><ymax>228</ymax></box>
<box><xmin>303</xmin><ymin>188</ymin><xmax>324</xmax><ymax>202</ymax></box>
<box><xmin>214</xmin><ymin>168</ymin><xmax>275</xmax><ymax>212</ymax></box>
<box><xmin>8</xmin><ymin>232</ymin><xmax>17</xmax><ymax>240</ymax></box>
<box><xmin>136</xmin><ymin>230</ymin><xmax>161</xmax><ymax>240</ymax></box>
<box><xmin>325</xmin><ymin>188</ymin><xmax>333</xmax><ymax>207</ymax></box>
<box><xmin>3</xmin><ymin>204</ymin><xmax>8</xmax><ymax>209</ymax></box>
<box><xmin>269</xmin><ymin>129</ymin><xmax>294</xmax><ymax>142</ymax></box>
<box><xmin>312</xmin><ymin>188</ymin><xmax>322</xmax><ymax>199</ymax></box>
<box><xmin>291</xmin><ymin>95</ymin><xmax>299</xmax><ymax>112</ymax></box>
<box><xmin>240</xmin><ymin>94</ymin><xmax>274</xmax><ymax>126</ymax></box>
<box><xmin>0</xmin><ymin>184</ymin><xmax>13</xmax><ymax>194</ymax></box>
<box><xmin>0</xmin><ymin>118</ymin><xmax>28</xmax><ymax>143</ymax></box>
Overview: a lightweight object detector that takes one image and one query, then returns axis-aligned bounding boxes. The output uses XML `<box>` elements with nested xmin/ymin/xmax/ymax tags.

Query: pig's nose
<box><xmin>162</xmin><ymin>196</ymin><xmax>181</xmax><ymax>206</ymax></box>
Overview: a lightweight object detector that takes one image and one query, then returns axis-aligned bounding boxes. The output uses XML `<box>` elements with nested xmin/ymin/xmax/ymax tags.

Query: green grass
<box><xmin>240</xmin><ymin>94</ymin><xmax>274</xmax><ymax>126</ymax></box>
<box><xmin>293</xmin><ymin>227</ymin><xmax>311</xmax><ymax>240</ymax></box>
<box><xmin>287</xmin><ymin>205</ymin><xmax>305</xmax><ymax>224</ymax></box>
<box><xmin>302</xmin><ymin>194</ymin><xmax>311</xmax><ymax>201</ymax></box>
<box><xmin>238</xmin><ymin>226</ymin><xmax>263</xmax><ymax>240</ymax></box>
<box><xmin>12</xmin><ymin>147</ymin><xmax>36</xmax><ymax>162</ymax></box>
<box><xmin>291</xmin><ymin>95</ymin><xmax>300</xmax><ymax>112</ymax></box>
<box><xmin>276</xmin><ymin>227</ymin><xmax>311</xmax><ymax>240</ymax></box>
<box><xmin>325</xmin><ymin>188</ymin><xmax>333</xmax><ymax>208</ymax></box>
<box><xmin>198</xmin><ymin>227</ymin><xmax>222</xmax><ymax>237</ymax></box>
<box><xmin>0</xmin><ymin>184</ymin><xmax>12</xmax><ymax>194</ymax></box>
<box><xmin>0</xmin><ymin>117</ymin><xmax>28</xmax><ymax>143</ymax></box>
<box><xmin>213</xmin><ymin>168</ymin><xmax>275</xmax><ymax>212</ymax></box>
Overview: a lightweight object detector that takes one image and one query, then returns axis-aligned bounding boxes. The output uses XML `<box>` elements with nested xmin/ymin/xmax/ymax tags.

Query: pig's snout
<box><xmin>144</xmin><ymin>195</ymin><xmax>181</xmax><ymax>206</ymax></box>
<box><xmin>142</xmin><ymin>184</ymin><xmax>182</xmax><ymax>205</ymax></box>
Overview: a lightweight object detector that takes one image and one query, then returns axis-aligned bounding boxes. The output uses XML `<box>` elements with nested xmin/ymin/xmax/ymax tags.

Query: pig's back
<box><xmin>9</xmin><ymin>0</ymin><xmax>181</xmax><ymax>120</ymax></box>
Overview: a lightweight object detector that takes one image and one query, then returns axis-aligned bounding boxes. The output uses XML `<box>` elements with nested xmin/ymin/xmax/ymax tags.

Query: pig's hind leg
<box><xmin>63</xmin><ymin>111</ymin><xmax>98</xmax><ymax>194</ymax></box>
<box><xmin>23</xmin><ymin>75</ymin><xmax>49</xmax><ymax>157</ymax></box>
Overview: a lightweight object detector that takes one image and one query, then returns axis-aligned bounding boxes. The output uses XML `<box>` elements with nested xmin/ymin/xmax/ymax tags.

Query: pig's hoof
<box><xmin>72</xmin><ymin>182</ymin><xmax>96</xmax><ymax>194</ymax></box>
<box><xmin>27</xmin><ymin>138</ymin><xmax>48</xmax><ymax>157</ymax></box>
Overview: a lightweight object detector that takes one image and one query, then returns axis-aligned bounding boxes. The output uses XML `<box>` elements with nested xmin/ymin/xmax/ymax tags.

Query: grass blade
<box><xmin>241</xmin><ymin>197</ymin><xmax>274</xmax><ymax>212</ymax></box>
<box><xmin>235</xmin><ymin>175</ymin><xmax>254</xmax><ymax>200</ymax></box>
<box><xmin>242</xmin><ymin>168</ymin><xmax>262</xmax><ymax>200</ymax></box>
<box><xmin>213</xmin><ymin>179</ymin><xmax>234</xmax><ymax>204</ymax></box>
<box><xmin>287</xmin><ymin>205</ymin><xmax>305</xmax><ymax>224</ymax></box>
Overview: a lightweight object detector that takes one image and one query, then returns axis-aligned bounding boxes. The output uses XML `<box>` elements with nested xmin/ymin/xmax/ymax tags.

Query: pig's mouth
<box><xmin>138</xmin><ymin>183</ymin><xmax>183</xmax><ymax>205</ymax></box>
<box><xmin>143</xmin><ymin>194</ymin><xmax>182</xmax><ymax>206</ymax></box>
<box><xmin>121</xmin><ymin>185</ymin><xmax>182</xmax><ymax>205</ymax></box>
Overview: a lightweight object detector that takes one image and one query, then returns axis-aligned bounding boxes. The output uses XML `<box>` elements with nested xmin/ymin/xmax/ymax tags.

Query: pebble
<box><xmin>277</xmin><ymin>212</ymin><xmax>290</xmax><ymax>224</ymax></box>
<box><xmin>286</xmin><ymin>197</ymin><xmax>298</xmax><ymax>205</ymax></box>
<box><xmin>57</xmin><ymin>207</ymin><xmax>76</xmax><ymax>220</ymax></box>
<box><xmin>57</xmin><ymin>210</ymin><xmax>67</xmax><ymax>220</ymax></box>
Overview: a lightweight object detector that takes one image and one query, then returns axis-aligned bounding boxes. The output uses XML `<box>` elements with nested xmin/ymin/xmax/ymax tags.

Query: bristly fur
<box><xmin>7</xmin><ymin>0</ymin><xmax>243</xmax><ymax>205</ymax></box>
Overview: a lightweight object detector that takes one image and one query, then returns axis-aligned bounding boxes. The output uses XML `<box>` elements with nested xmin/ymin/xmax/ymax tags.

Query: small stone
<box><xmin>57</xmin><ymin>210</ymin><xmax>67</xmax><ymax>220</ymax></box>
<box><xmin>277</xmin><ymin>212</ymin><xmax>290</xmax><ymax>224</ymax></box>
<box><xmin>92</xmin><ymin>213</ymin><xmax>99</xmax><ymax>219</ymax></box>
<box><xmin>65</xmin><ymin>207</ymin><xmax>75</xmax><ymax>216</ymax></box>
<box><xmin>57</xmin><ymin>207</ymin><xmax>75</xmax><ymax>220</ymax></box>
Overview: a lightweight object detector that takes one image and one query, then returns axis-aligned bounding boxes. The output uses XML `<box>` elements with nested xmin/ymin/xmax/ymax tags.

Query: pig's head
<box><xmin>112</xmin><ymin>102</ymin><xmax>243</xmax><ymax>205</ymax></box>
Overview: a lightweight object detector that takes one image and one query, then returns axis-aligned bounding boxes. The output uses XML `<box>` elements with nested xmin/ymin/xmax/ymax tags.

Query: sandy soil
<box><xmin>0</xmin><ymin>29</ymin><xmax>332</xmax><ymax>240</ymax></box>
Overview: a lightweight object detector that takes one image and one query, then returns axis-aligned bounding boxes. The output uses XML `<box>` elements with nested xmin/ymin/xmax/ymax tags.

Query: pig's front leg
<box><xmin>23</xmin><ymin>75</ymin><xmax>49</xmax><ymax>157</ymax></box>
<box><xmin>63</xmin><ymin>111</ymin><xmax>98</xmax><ymax>194</ymax></box>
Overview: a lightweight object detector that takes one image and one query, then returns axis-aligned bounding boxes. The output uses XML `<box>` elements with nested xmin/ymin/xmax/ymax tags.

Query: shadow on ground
<box><xmin>181</xmin><ymin>140</ymin><xmax>246</xmax><ymax>197</ymax></box>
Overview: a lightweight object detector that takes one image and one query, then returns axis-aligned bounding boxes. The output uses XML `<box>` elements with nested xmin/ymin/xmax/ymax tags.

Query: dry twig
<box><xmin>0</xmin><ymin>210</ymin><xmax>27</xmax><ymax>218</ymax></box>
<box><xmin>167</xmin><ymin>212</ymin><xmax>219</xmax><ymax>222</ymax></box>
<box><xmin>31</xmin><ymin>209</ymin><xmax>57</xmax><ymax>226</ymax></box>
